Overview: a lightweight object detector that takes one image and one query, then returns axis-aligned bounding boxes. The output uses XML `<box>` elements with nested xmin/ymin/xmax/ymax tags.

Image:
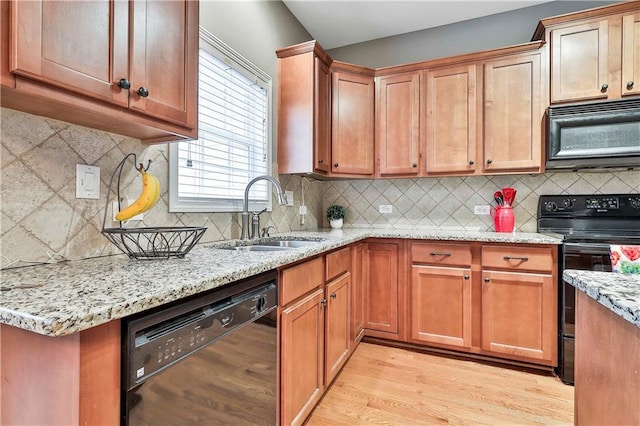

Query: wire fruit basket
<box><xmin>102</xmin><ymin>153</ymin><xmax>206</xmax><ymax>260</ymax></box>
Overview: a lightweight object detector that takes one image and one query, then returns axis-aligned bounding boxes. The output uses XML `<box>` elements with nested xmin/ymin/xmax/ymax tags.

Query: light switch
<box><xmin>285</xmin><ymin>191</ymin><xmax>294</xmax><ymax>206</ymax></box>
<box><xmin>76</xmin><ymin>164</ymin><xmax>100</xmax><ymax>199</ymax></box>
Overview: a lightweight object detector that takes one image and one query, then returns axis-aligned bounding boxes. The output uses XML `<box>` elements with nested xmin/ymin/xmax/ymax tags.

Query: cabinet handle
<box><xmin>430</xmin><ymin>251</ymin><xmax>452</xmax><ymax>257</ymax></box>
<box><xmin>136</xmin><ymin>87</ymin><xmax>150</xmax><ymax>98</ymax></box>
<box><xmin>484</xmin><ymin>277</ymin><xmax>490</xmax><ymax>283</ymax></box>
<box><xmin>334</xmin><ymin>163</ymin><xmax>339</xmax><ymax>168</ymax></box>
<box><xmin>412</xmin><ymin>163</ymin><xmax>417</xmax><ymax>168</ymax></box>
<box><xmin>486</xmin><ymin>159</ymin><xmax>492</xmax><ymax>164</ymax></box>
<box><xmin>628</xmin><ymin>81</ymin><xmax>635</xmax><ymax>89</ymax></box>
<box><xmin>318</xmin><ymin>159</ymin><xmax>324</xmax><ymax>164</ymax></box>
<box><xmin>330</xmin><ymin>293</ymin><xmax>337</xmax><ymax>299</ymax></box>
<box><xmin>601</xmin><ymin>83</ymin><xmax>608</xmax><ymax>92</ymax></box>
<box><xmin>464</xmin><ymin>274</ymin><xmax>470</xmax><ymax>280</ymax></box>
<box><xmin>469</xmin><ymin>160</ymin><xmax>474</xmax><ymax>165</ymax></box>
<box><xmin>117</xmin><ymin>78</ymin><xmax>131</xmax><ymax>90</ymax></box>
<box><xmin>503</xmin><ymin>255</ymin><xmax>529</xmax><ymax>261</ymax></box>
<box><xmin>321</xmin><ymin>299</ymin><xmax>327</xmax><ymax>307</ymax></box>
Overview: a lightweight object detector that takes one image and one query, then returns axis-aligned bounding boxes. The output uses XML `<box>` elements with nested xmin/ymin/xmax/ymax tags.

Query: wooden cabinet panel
<box><xmin>332</xmin><ymin>71</ymin><xmax>374</xmax><ymax>176</ymax></box>
<box><xmin>376</xmin><ymin>72</ymin><xmax>420</xmax><ymax>176</ymax></box>
<box><xmin>351</xmin><ymin>243</ymin><xmax>365</xmax><ymax>344</ymax></box>
<box><xmin>483</xmin><ymin>53</ymin><xmax>542</xmax><ymax>172</ymax></box>
<box><xmin>410</xmin><ymin>265</ymin><xmax>472</xmax><ymax>348</ymax></box>
<box><xmin>130</xmin><ymin>0</ymin><xmax>198</xmax><ymax>128</ymax></box>
<box><xmin>424</xmin><ymin>64</ymin><xmax>477</xmax><ymax>174</ymax></box>
<box><xmin>315</xmin><ymin>58</ymin><xmax>332</xmax><ymax>173</ymax></box>
<box><xmin>280</xmin><ymin>257</ymin><xmax>324</xmax><ymax>306</ymax></box>
<box><xmin>10</xmin><ymin>0</ymin><xmax>129</xmax><ymax>106</ymax></box>
<box><xmin>326</xmin><ymin>246</ymin><xmax>351</xmax><ymax>281</ymax></box>
<box><xmin>411</xmin><ymin>242</ymin><xmax>472</xmax><ymax>266</ymax></box>
<box><xmin>482</xmin><ymin>245</ymin><xmax>554</xmax><ymax>273</ymax></box>
<box><xmin>1</xmin><ymin>0</ymin><xmax>14</xmax><ymax>88</ymax></box>
<box><xmin>622</xmin><ymin>12</ymin><xmax>640</xmax><ymax>97</ymax></box>
<box><xmin>364</xmin><ymin>242</ymin><xmax>399</xmax><ymax>334</ymax></box>
<box><xmin>481</xmin><ymin>270</ymin><xmax>556</xmax><ymax>363</ymax></box>
<box><xmin>325</xmin><ymin>272</ymin><xmax>351</xmax><ymax>384</ymax></box>
<box><xmin>280</xmin><ymin>288</ymin><xmax>325</xmax><ymax>426</ymax></box>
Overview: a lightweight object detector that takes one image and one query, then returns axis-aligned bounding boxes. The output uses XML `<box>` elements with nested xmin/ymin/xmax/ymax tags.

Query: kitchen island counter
<box><xmin>0</xmin><ymin>228</ymin><xmax>561</xmax><ymax>337</ymax></box>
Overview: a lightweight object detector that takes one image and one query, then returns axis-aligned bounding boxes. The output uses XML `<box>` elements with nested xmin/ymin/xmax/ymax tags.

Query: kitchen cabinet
<box><xmin>279</xmin><ymin>247</ymin><xmax>352</xmax><ymax>426</ymax></box>
<box><xmin>351</xmin><ymin>243</ymin><xmax>365</xmax><ymax>344</ymax></box>
<box><xmin>535</xmin><ymin>3</ymin><xmax>640</xmax><ymax>103</ymax></box>
<box><xmin>331</xmin><ymin>64</ymin><xmax>375</xmax><ymax>176</ymax></box>
<box><xmin>483</xmin><ymin>51</ymin><xmax>543</xmax><ymax>172</ymax></box>
<box><xmin>376</xmin><ymin>72</ymin><xmax>421</xmax><ymax>177</ymax></box>
<box><xmin>363</xmin><ymin>240</ymin><xmax>405</xmax><ymax>340</ymax></box>
<box><xmin>424</xmin><ymin>64</ymin><xmax>478</xmax><ymax>174</ymax></box>
<box><xmin>1</xmin><ymin>0</ymin><xmax>198</xmax><ymax>143</ymax></box>
<box><xmin>409</xmin><ymin>242</ymin><xmax>472</xmax><ymax>348</ymax></box>
<box><xmin>277</xmin><ymin>41</ymin><xmax>332</xmax><ymax>175</ymax></box>
<box><xmin>481</xmin><ymin>245</ymin><xmax>557</xmax><ymax>364</ymax></box>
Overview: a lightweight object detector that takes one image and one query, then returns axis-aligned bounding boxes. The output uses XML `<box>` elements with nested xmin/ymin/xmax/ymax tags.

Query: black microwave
<box><xmin>546</xmin><ymin>98</ymin><xmax>640</xmax><ymax>170</ymax></box>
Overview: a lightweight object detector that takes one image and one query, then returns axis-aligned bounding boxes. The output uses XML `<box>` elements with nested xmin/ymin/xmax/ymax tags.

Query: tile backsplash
<box><xmin>2</xmin><ymin>107</ymin><xmax>639</xmax><ymax>268</ymax></box>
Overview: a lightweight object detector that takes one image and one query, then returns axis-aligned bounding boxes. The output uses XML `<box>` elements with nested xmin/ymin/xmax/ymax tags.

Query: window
<box><xmin>169</xmin><ymin>28</ymin><xmax>272</xmax><ymax>213</ymax></box>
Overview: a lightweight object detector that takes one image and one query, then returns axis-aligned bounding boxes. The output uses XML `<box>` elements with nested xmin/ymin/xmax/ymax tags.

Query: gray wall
<box><xmin>327</xmin><ymin>1</ymin><xmax>616</xmax><ymax>68</ymax></box>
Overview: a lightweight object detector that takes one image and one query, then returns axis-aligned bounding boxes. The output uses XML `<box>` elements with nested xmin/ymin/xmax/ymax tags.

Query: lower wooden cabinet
<box><xmin>325</xmin><ymin>272</ymin><xmax>351</xmax><ymax>384</ymax></box>
<box><xmin>351</xmin><ymin>243</ymin><xmax>365</xmax><ymax>344</ymax></box>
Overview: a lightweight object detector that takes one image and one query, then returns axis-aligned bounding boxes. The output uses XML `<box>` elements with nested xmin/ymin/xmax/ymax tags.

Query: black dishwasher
<box><xmin>122</xmin><ymin>270</ymin><xmax>278</xmax><ymax>426</ymax></box>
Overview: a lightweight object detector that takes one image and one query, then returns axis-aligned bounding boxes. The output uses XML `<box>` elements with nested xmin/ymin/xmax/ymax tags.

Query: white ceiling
<box><xmin>282</xmin><ymin>1</ymin><xmax>555</xmax><ymax>49</ymax></box>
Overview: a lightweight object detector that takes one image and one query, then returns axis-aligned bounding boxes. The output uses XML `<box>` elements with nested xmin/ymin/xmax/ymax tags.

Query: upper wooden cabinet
<box><xmin>424</xmin><ymin>64</ymin><xmax>478</xmax><ymax>174</ymax></box>
<box><xmin>534</xmin><ymin>3</ymin><xmax>640</xmax><ymax>103</ymax></box>
<box><xmin>376</xmin><ymin>72</ymin><xmax>421</xmax><ymax>177</ymax></box>
<box><xmin>331</xmin><ymin>64</ymin><xmax>375</xmax><ymax>177</ymax></box>
<box><xmin>2</xmin><ymin>0</ymin><xmax>198</xmax><ymax>143</ymax></box>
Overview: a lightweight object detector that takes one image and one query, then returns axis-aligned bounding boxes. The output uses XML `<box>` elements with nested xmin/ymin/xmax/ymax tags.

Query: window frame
<box><xmin>169</xmin><ymin>27</ymin><xmax>273</xmax><ymax>213</ymax></box>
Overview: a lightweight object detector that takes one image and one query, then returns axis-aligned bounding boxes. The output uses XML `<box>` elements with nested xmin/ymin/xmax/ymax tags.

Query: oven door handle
<box><xmin>563</xmin><ymin>242</ymin><xmax>613</xmax><ymax>254</ymax></box>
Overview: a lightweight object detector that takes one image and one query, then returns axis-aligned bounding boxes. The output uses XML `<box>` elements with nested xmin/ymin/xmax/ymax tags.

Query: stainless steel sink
<box><xmin>223</xmin><ymin>245</ymin><xmax>292</xmax><ymax>252</ymax></box>
<box><xmin>262</xmin><ymin>240</ymin><xmax>320</xmax><ymax>248</ymax></box>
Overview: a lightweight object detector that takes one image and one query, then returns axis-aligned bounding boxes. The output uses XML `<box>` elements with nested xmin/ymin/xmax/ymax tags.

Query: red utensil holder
<box><xmin>492</xmin><ymin>205</ymin><xmax>515</xmax><ymax>233</ymax></box>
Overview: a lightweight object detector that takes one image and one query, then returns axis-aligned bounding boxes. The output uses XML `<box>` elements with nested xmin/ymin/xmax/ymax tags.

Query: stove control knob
<box><xmin>545</xmin><ymin>201</ymin><xmax>558</xmax><ymax>212</ymax></box>
<box><xmin>561</xmin><ymin>199</ymin><xmax>575</xmax><ymax>209</ymax></box>
<box><xmin>631</xmin><ymin>198</ymin><xmax>640</xmax><ymax>209</ymax></box>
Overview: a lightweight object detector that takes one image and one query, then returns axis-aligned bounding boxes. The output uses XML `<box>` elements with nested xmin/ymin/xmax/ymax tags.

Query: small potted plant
<box><xmin>326</xmin><ymin>205</ymin><xmax>346</xmax><ymax>229</ymax></box>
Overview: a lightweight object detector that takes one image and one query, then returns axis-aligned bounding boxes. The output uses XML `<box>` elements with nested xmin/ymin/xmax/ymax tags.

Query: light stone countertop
<box><xmin>563</xmin><ymin>270</ymin><xmax>640</xmax><ymax>328</ymax></box>
<box><xmin>0</xmin><ymin>228</ymin><xmax>561</xmax><ymax>337</ymax></box>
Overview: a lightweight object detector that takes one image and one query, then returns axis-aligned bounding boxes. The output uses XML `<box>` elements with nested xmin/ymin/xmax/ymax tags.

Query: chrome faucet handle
<box><xmin>262</xmin><ymin>225</ymin><xmax>276</xmax><ymax>238</ymax></box>
<box><xmin>250</xmin><ymin>208</ymin><xmax>267</xmax><ymax>239</ymax></box>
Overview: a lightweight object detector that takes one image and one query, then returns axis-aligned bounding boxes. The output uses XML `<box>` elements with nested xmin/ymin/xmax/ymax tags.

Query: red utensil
<box><xmin>502</xmin><ymin>187</ymin><xmax>516</xmax><ymax>206</ymax></box>
<box><xmin>493</xmin><ymin>191</ymin><xmax>504</xmax><ymax>206</ymax></box>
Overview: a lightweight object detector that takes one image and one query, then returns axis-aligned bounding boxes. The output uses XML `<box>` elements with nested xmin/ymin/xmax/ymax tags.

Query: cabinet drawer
<box><xmin>280</xmin><ymin>257</ymin><xmax>324</xmax><ymax>306</ymax></box>
<box><xmin>482</xmin><ymin>245</ymin><xmax>554</xmax><ymax>273</ymax></box>
<box><xmin>411</xmin><ymin>242</ymin><xmax>471</xmax><ymax>266</ymax></box>
<box><xmin>326</xmin><ymin>246</ymin><xmax>351</xmax><ymax>280</ymax></box>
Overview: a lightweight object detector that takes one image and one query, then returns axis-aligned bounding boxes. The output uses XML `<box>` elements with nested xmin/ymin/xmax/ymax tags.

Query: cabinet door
<box><xmin>10</xmin><ymin>0</ymin><xmax>129</xmax><ymax>106</ymax></box>
<box><xmin>364</xmin><ymin>242</ymin><xmax>399</xmax><ymax>334</ymax></box>
<box><xmin>281</xmin><ymin>288</ymin><xmax>325</xmax><ymax>426</ymax></box>
<box><xmin>130</xmin><ymin>0</ymin><xmax>198</xmax><ymax>129</ymax></box>
<box><xmin>377</xmin><ymin>72</ymin><xmax>420</xmax><ymax>176</ymax></box>
<box><xmin>315</xmin><ymin>58</ymin><xmax>332</xmax><ymax>173</ymax></box>
<box><xmin>622</xmin><ymin>12</ymin><xmax>640</xmax><ymax>97</ymax></box>
<box><xmin>481</xmin><ymin>270</ymin><xmax>556</xmax><ymax>363</ymax></box>
<box><xmin>424</xmin><ymin>65</ymin><xmax>477</xmax><ymax>174</ymax></box>
<box><xmin>550</xmin><ymin>20</ymin><xmax>609</xmax><ymax>103</ymax></box>
<box><xmin>483</xmin><ymin>53</ymin><xmax>542</xmax><ymax>172</ymax></box>
<box><xmin>410</xmin><ymin>265</ymin><xmax>472</xmax><ymax>348</ymax></box>
<box><xmin>325</xmin><ymin>272</ymin><xmax>351</xmax><ymax>385</ymax></box>
<box><xmin>351</xmin><ymin>243</ymin><xmax>365</xmax><ymax>344</ymax></box>
<box><xmin>331</xmin><ymin>71</ymin><xmax>374</xmax><ymax>175</ymax></box>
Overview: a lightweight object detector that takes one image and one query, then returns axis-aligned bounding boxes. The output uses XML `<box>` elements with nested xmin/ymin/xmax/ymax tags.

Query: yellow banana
<box><xmin>115</xmin><ymin>170</ymin><xmax>161</xmax><ymax>221</ymax></box>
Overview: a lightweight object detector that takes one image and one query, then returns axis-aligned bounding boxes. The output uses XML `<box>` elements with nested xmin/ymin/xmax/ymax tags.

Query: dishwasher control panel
<box><xmin>125</xmin><ymin>281</ymin><xmax>277</xmax><ymax>388</ymax></box>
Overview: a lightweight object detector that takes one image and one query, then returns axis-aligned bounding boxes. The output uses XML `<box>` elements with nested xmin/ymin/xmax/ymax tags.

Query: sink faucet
<box><xmin>241</xmin><ymin>175</ymin><xmax>288</xmax><ymax>240</ymax></box>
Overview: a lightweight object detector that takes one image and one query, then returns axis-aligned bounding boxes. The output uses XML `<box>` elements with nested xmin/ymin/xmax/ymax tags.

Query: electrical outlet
<box><xmin>76</xmin><ymin>164</ymin><xmax>100</xmax><ymax>199</ymax></box>
<box><xmin>113</xmin><ymin>200</ymin><xmax>144</xmax><ymax>222</ymax></box>
<box><xmin>379</xmin><ymin>205</ymin><xmax>393</xmax><ymax>214</ymax></box>
<box><xmin>285</xmin><ymin>191</ymin><xmax>294</xmax><ymax>206</ymax></box>
<box><xmin>299</xmin><ymin>205</ymin><xmax>307</xmax><ymax>215</ymax></box>
<box><xmin>474</xmin><ymin>205</ymin><xmax>491</xmax><ymax>215</ymax></box>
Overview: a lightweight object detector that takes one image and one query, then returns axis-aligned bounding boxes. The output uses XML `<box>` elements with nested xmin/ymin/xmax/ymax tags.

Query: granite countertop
<box><xmin>563</xmin><ymin>269</ymin><xmax>640</xmax><ymax>328</ymax></box>
<box><xmin>0</xmin><ymin>228</ymin><xmax>561</xmax><ymax>337</ymax></box>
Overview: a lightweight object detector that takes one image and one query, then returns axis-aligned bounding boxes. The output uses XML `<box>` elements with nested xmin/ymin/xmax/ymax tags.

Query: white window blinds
<box><xmin>169</xmin><ymin>28</ymin><xmax>272</xmax><ymax>213</ymax></box>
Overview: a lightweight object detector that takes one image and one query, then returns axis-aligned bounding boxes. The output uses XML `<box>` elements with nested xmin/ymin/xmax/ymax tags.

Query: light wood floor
<box><xmin>307</xmin><ymin>343</ymin><xmax>574</xmax><ymax>425</ymax></box>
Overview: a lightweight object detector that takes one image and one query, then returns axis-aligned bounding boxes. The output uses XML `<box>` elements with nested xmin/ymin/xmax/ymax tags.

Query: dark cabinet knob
<box><xmin>628</xmin><ymin>81</ymin><xmax>635</xmax><ymax>89</ymax></box>
<box><xmin>136</xmin><ymin>87</ymin><xmax>150</xmax><ymax>98</ymax></box>
<box><xmin>601</xmin><ymin>83</ymin><xmax>608</xmax><ymax>92</ymax></box>
<box><xmin>334</xmin><ymin>163</ymin><xmax>339</xmax><ymax>168</ymax></box>
<box><xmin>318</xmin><ymin>159</ymin><xmax>324</xmax><ymax>164</ymax></box>
<box><xmin>330</xmin><ymin>293</ymin><xmax>337</xmax><ymax>299</ymax></box>
<box><xmin>484</xmin><ymin>277</ymin><xmax>490</xmax><ymax>283</ymax></box>
<box><xmin>486</xmin><ymin>159</ymin><xmax>492</xmax><ymax>164</ymax></box>
<box><xmin>412</xmin><ymin>163</ymin><xmax>417</xmax><ymax>168</ymax></box>
<box><xmin>463</xmin><ymin>275</ymin><xmax>470</xmax><ymax>280</ymax></box>
<box><xmin>117</xmin><ymin>78</ymin><xmax>130</xmax><ymax>89</ymax></box>
<box><xmin>469</xmin><ymin>160</ymin><xmax>474</xmax><ymax>165</ymax></box>
<box><xmin>321</xmin><ymin>299</ymin><xmax>327</xmax><ymax>307</ymax></box>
